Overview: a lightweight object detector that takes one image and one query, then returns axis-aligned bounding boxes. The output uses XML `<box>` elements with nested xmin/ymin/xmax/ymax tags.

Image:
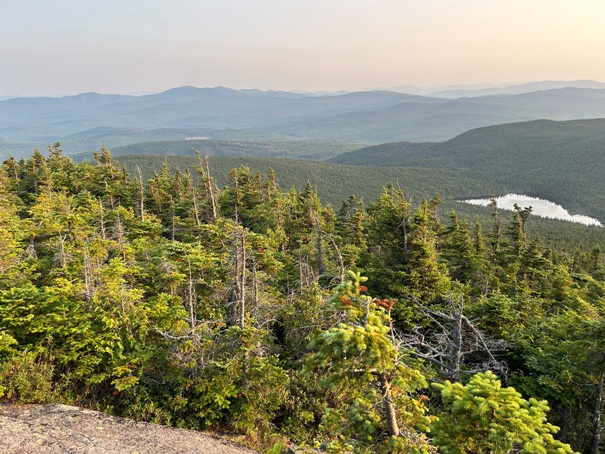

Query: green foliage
<box><xmin>108</xmin><ymin>139</ymin><xmax>365</xmax><ymax>161</ymax></box>
<box><xmin>431</xmin><ymin>371</ymin><xmax>577</xmax><ymax>454</ymax></box>
<box><xmin>265</xmin><ymin>443</ymin><xmax>283</xmax><ymax>454</ymax></box>
<box><xmin>189</xmin><ymin>326</ymin><xmax>289</xmax><ymax>433</ymax></box>
<box><xmin>1</xmin><ymin>148</ymin><xmax>605</xmax><ymax>452</ymax></box>
<box><xmin>0</xmin><ymin>351</ymin><xmax>56</xmax><ymax>403</ymax></box>
<box><xmin>116</xmin><ymin>153</ymin><xmax>605</xmax><ymax>250</ymax></box>
<box><xmin>117</xmin><ymin>154</ymin><xmax>499</xmax><ymax>211</ymax></box>
<box><xmin>330</xmin><ymin>119</ymin><xmax>605</xmax><ymax>223</ymax></box>
<box><xmin>305</xmin><ymin>271</ymin><xmax>434</xmax><ymax>453</ymax></box>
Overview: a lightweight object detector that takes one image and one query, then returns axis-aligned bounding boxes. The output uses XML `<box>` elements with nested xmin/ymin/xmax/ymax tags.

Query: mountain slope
<box><xmin>73</xmin><ymin>139</ymin><xmax>366</xmax><ymax>161</ymax></box>
<box><xmin>114</xmin><ymin>153</ymin><xmax>605</xmax><ymax>249</ymax></box>
<box><xmin>270</xmin><ymin>89</ymin><xmax>605</xmax><ymax>142</ymax></box>
<box><xmin>3</xmin><ymin>85</ymin><xmax>605</xmax><ymax>159</ymax></box>
<box><xmin>0</xmin><ymin>87</ymin><xmax>418</xmax><ymax>139</ymax></box>
<box><xmin>116</xmin><ymin>154</ymin><xmax>499</xmax><ymax>207</ymax></box>
<box><xmin>330</xmin><ymin>118</ymin><xmax>605</xmax><ymax>220</ymax></box>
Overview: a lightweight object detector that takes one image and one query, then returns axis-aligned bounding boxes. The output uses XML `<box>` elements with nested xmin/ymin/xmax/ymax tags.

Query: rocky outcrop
<box><xmin>0</xmin><ymin>403</ymin><xmax>258</xmax><ymax>453</ymax></box>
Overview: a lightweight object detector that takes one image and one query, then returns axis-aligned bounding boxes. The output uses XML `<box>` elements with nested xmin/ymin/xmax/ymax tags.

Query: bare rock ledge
<box><xmin>0</xmin><ymin>403</ymin><xmax>259</xmax><ymax>453</ymax></box>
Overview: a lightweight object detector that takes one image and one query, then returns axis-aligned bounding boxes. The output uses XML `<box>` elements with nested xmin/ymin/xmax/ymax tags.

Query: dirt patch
<box><xmin>0</xmin><ymin>403</ymin><xmax>259</xmax><ymax>453</ymax></box>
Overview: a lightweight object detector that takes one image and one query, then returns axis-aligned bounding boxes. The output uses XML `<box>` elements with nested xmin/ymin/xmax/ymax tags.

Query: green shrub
<box><xmin>0</xmin><ymin>351</ymin><xmax>56</xmax><ymax>403</ymax></box>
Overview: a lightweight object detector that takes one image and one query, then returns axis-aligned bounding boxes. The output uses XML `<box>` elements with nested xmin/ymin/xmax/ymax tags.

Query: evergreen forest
<box><xmin>2</xmin><ymin>145</ymin><xmax>605</xmax><ymax>453</ymax></box>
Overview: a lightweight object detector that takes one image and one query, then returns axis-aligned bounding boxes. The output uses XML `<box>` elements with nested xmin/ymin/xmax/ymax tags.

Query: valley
<box><xmin>3</xmin><ymin>84</ymin><xmax>605</xmax><ymax>159</ymax></box>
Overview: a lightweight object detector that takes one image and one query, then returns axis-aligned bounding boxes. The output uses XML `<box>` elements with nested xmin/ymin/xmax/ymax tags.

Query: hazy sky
<box><xmin>2</xmin><ymin>0</ymin><xmax>605</xmax><ymax>96</ymax></box>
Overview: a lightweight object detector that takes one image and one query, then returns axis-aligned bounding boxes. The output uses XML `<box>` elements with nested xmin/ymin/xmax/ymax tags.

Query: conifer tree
<box><xmin>405</xmin><ymin>200</ymin><xmax>450</xmax><ymax>304</ymax></box>
<box><xmin>431</xmin><ymin>371</ymin><xmax>576</xmax><ymax>453</ymax></box>
<box><xmin>305</xmin><ymin>271</ymin><xmax>434</xmax><ymax>453</ymax></box>
<box><xmin>0</xmin><ymin>167</ymin><xmax>26</xmax><ymax>288</ymax></box>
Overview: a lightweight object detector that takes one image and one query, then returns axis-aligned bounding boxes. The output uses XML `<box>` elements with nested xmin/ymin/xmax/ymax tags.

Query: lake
<box><xmin>459</xmin><ymin>194</ymin><xmax>603</xmax><ymax>227</ymax></box>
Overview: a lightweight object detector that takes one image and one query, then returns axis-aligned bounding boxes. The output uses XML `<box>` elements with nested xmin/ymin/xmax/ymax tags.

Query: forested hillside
<box><xmin>116</xmin><ymin>154</ymin><xmax>500</xmax><ymax>206</ymax></box>
<box><xmin>1</xmin><ymin>147</ymin><xmax>604</xmax><ymax>453</ymax></box>
<box><xmin>114</xmin><ymin>153</ymin><xmax>605</xmax><ymax>251</ymax></box>
<box><xmin>97</xmin><ymin>139</ymin><xmax>366</xmax><ymax>161</ymax></box>
<box><xmin>330</xmin><ymin>118</ymin><xmax>605</xmax><ymax>222</ymax></box>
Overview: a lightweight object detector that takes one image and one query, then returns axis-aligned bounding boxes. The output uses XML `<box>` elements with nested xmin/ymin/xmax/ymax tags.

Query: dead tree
<box><xmin>135</xmin><ymin>165</ymin><xmax>146</xmax><ymax>222</ymax></box>
<box><xmin>320</xmin><ymin>229</ymin><xmax>345</xmax><ymax>284</ymax></box>
<box><xmin>589</xmin><ymin>372</ymin><xmax>605</xmax><ymax>454</ymax></box>
<box><xmin>400</xmin><ymin>295</ymin><xmax>507</xmax><ymax>381</ymax></box>
<box><xmin>194</xmin><ymin>152</ymin><xmax>218</xmax><ymax>223</ymax></box>
<box><xmin>228</xmin><ymin>226</ymin><xmax>247</xmax><ymax>329</ymax></box>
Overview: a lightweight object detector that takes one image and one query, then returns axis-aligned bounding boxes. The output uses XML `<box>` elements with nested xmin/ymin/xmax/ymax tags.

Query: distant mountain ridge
<box><xmin>2</xmin><ymin>81</ymin><xmax>605</xmax><ymax>159</ymax></box>
<box><xmin>429</xmin><ymin>79</ymin><xmax>605</xmax><ymax>98</ymax></box>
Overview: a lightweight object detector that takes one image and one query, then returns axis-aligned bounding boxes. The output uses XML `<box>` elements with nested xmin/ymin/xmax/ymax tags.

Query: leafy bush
<box><xmin>0</xmin><ymin>351</ymin><xmax>56</xmax><ymax>403</ymax></box>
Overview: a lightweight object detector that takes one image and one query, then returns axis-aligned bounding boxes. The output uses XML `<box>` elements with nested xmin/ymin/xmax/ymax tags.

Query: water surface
<box><xmin>460</xmin><ymin>194</ymin><xmax>602</xmax><ymax>227</ymax></box>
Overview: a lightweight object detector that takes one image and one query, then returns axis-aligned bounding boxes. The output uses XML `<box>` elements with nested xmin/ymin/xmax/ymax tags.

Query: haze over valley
<box><xmin>4</xmin><ymin>81</ymin><xmax>605</xmax><ymax>157</ymax></box>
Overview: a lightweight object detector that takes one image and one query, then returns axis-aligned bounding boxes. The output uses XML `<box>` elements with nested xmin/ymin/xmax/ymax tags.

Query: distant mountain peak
<box><xmin>429</xmin><ymin>80</ymin><xmax>605</xmax><ymax>98</ymax></box>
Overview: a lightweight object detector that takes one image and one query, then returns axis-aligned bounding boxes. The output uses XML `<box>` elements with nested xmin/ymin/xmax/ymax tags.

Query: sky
<box><xmin>2</xmin><ymin>0</ymin><xmax>605</xmax><ymax>96</ymax></box>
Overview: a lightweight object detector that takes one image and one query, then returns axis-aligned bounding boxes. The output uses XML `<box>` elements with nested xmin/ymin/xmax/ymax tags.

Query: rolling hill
<box><xmin>3</xmin><ymin>84</ymin><xmax>605</xmax><ymax>159</ymax></box>
<box><xmin>116</xmin><ymin>154</ymin><xmax>499</xmax><ymax>206</ymax></box>
<box><xmin>0</xmin><ymin>87</ymin><xmax>416</xmax><ymax>141</ymax></box>
<box><xmin>329</xmin><ymin>118</ymin><xmax>605</xmax><ymax>221</ymax></box>
<box><xmin>96</xmin><ymin>139</ymin><xmax>366</xmax><ymax>161</ymax></box>
<box><xmin>271</xmin><ymin>88</ymin><xmax>605</xmax><ymax>142</ymax></box>
<box><xmin>429</xmin><ymin>79</ymin><xmax>605</xmax><ymax>98</ymax></box>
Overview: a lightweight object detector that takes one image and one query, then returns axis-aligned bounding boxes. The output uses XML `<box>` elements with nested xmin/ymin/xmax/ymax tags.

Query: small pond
<box><xmin>459</xmin><ymin>194</ymin><xmax>602</xmax><ymax>227</ymax></box>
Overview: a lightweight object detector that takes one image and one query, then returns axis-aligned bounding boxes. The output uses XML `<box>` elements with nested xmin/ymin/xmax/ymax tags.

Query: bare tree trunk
<box><xmin>239</xmin><ymin>231</ymin><xmax>246</xmax><ymax>329</ymax></box>
<box><xmin>197</xmin><ymin>155</ymin><xmax>219</xmax><ymax>222</ymax></box>
<box><xmin>82</xmin><ymin>251</ymin><xmax>95</xmax><ymax>305</ymax></box>
<box><xmin>233</xmin><ymin>228</ymin><xmax>249</xmax><ymax>390</ymax></box>
<box><xmin>57</xmin><ymin>234</ymin><xmax>68</xmax><ymax>268</ymax></box>
<box><xmin>98</xmin><ymin>198</ymin><xmax>107</xmax><ymax>240</ymax></box>
<box><xmin>114</xmin><ymin>210</ymin><xmax>126</xmax><ymax>260</ymax></box>
<box><xmin>297</xmin><ymin>252</ymin><xmax>314</xmax><ymax>291</ymax></box>
<box><xmin>187</xmin><ymin>258</ymin><xmax>197</xmax><ymax>333</ymax></box>
<box><xmin>298</xmin><ymin>252</ymin><xmax>304</xmax><ymax>292</ymax></box>
<box><xmin>322</xmin><ymin>230</ymin><xmax>344</xmax><ymax>283</ymax></box>
<box><xmin>136</xmin><ymin>165</ymin><xmax>145</xmax><ymax>222</ymax></box>
<box><xmin>590</xmin><ymin>373</ymin><xmax>605</xmax><ymax>454</ymax></box>
<box><xmin>191</xmin><ymin>185</ymin><xmax>201</xmax><ymax>228</ymax></box>
<box><xmin>252</xmin><ymin>260</ymin><xmax>259</xmax><ymax>325</ymax></box>
<box><xmin>230</xmin><ymin>228</ymin><xmax>247</xmax><ymax>328</ymax></box>
<box><xmin>449</xmin><ymin>306</ymin><xmax>463</xmax><ymax>381</ymax></box>
<box><xmin>379</xmin><ymin>373</ymin><xmax>400</xmax><ymax>437</ymax></box>
<box><xmin>315</xmin><ymin>222</ymin><xmax>324</xmax><ymax>276</ymax></box>
<box><xmin>402</xmin><ymin>297</ymin><xmax>507</xmax><ymax>383</ymax></box>
<box><xmin>204</xmin><ymin>156</ymin><xmax>218</xmax><ymax>222</ymax></box>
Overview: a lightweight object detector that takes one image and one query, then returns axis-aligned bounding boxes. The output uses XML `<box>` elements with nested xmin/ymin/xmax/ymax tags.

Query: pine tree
<box><xmin>405</xmin><ymin>200</ymin><xmax>450</xmax><ymax>304</ymax></box>
<box><xmin>305</xmin><ymin>271</ymin><xmax>434</xmax><ymax>453</ymax></box>
<box><xmin>431</xmin><ymin>371</ymin><xmax>576</xmax><ymax>453</ymax></box>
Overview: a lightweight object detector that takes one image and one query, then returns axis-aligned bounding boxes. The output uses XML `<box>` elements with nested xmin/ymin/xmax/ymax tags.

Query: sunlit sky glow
<box><xmin>2</xmin><ymin>0</ymin><xmax>605</xmax><ymax>96</ymax></box>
